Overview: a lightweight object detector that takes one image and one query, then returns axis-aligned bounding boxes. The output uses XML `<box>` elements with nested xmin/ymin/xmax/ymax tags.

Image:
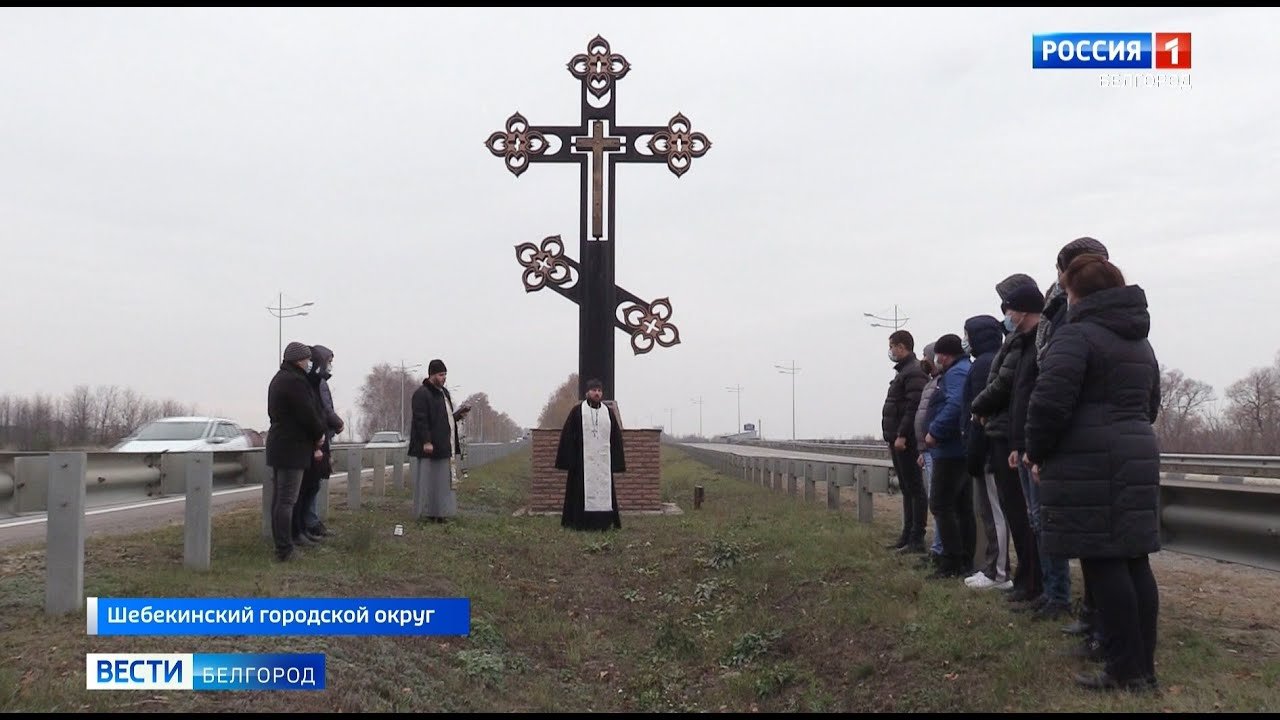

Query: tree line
<box><xmin>354</xmin><ymin>363</ymin><xmax>525</xmax><ymax>444</ymax></box>
<box><xmin>6</xmin><ymin>352</ymin><xmax>1274</xmax><ymax>454</ymax></box>
<box><xmin>0</xmin><ymin>386</ymin><xmax>198</xmax><ymax>450</ymax></box>
<box><xmin>529</xmin><ymin>354</ymin><xmax>1280</xmax><ymax>456</ymax></box>
<box><xmin>1154</xmin><ymin>351</ymin><xmax>1280</xmax><ymax>454</ymax></box>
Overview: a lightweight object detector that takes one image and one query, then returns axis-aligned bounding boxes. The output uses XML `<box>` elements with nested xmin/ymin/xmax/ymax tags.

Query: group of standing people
<box><xmin>881</xmin><ymin>236</ymin><xmax>1163</xmax><ymax>693</ymax></box>
<box><xmin>266</xmin><ymin>346</ymin><xmax>629</xmax><ymax>546</ymax></box>
<box><xmin>265</xmin><ymin>342</ymin><xmax>343</xmax><ymax>562</ymax></box>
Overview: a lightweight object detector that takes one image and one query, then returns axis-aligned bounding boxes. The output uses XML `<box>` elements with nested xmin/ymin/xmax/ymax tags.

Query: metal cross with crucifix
<box><xmin>484</xmin><ymin>35</ymin><xmax>711</xmax><ymax>400</ymax></box>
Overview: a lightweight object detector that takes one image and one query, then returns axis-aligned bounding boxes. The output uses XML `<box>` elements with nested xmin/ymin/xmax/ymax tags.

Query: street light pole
<box><xmin>725</xmin><ymin>385</ymin><xmax>743</xmax><ymax>434</ymax></box>
<box><xmin>266</xmin><ymin>292</ymin><xmax>314</xmax><ymax>362</ymax></box>
<box><xmin>691</xmin><ymin>396</ymin><xmax>703</xmax><ymax>438</ymax></box>
<box><xmin>775</xmin><ymin>362</ymin><xmax>800</xmax><ymax>441</ymax></box>
<box><xmin>399</xmin><ymin>360</ymin><xmax>422</xmax><ymax>438</ymax></box>
<box><xmin>864</xmin><ymin>305</ymin><xmax>909</xmax><ymax>330</ymax></box>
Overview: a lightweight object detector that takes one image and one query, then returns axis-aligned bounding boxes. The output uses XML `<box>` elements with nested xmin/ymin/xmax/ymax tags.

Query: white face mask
<box><xmin>888</xmin><ymin>350</ymin><xmax>897</xmax><ymax>362</ymax></box>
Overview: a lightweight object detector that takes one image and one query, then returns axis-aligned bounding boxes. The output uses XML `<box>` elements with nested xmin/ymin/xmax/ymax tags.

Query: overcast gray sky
<box><xmin>1</xmin><ymin>7</ymin><xmax>1275</xmax><ymax>440</ymax></box>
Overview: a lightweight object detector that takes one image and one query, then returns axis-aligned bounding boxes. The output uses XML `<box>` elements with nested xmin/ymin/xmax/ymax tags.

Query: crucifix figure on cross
<box><xmin>485</xmin><ymin>35</ymin><xmax>712</xmax><ymax>400</ymax></box>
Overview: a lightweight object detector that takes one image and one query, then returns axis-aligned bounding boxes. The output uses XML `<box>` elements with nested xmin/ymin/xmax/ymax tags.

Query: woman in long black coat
<box><xmin>1025</xmin><ymin>253</ymin><xmax>1162</xmax><ymax>693</ymax></box>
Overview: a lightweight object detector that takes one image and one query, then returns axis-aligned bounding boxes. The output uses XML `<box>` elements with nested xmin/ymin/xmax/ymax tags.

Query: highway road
<box><xmin>0</xmin><ymin>470</ymin><xmax>371</xmax><ymax>550</ymax></box>
<box><xmin>682</xmin><ymin>442</ymin><xmax>895</xmax><ymax>466</ymax></box>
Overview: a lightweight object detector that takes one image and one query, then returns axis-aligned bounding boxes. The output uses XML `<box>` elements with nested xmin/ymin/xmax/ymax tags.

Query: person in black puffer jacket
<box><xmin>1025</xmin><ymin>253</ymin><xmax>1161</xmax><ymax>693</ymax></box>
<box><xmin>880</xmin><ymin>330</ymin><xmax>929</xmax><ymax>552</ymax></box>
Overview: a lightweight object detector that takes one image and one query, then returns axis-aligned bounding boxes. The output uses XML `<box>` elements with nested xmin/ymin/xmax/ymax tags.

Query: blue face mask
<box><xmin>1003</xmin><ymin>314</ymin><xmax>1016</xmax><ymax>333</ymax></box>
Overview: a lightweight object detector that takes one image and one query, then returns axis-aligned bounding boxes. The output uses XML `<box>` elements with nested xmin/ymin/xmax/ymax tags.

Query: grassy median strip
<box><xmin>0</xmin><ymin>446</ymin><xmax>1275</xmax><ymax>712</ymax></box>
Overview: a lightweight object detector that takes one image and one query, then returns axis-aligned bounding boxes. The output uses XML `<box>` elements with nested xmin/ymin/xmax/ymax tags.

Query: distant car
<box><xmin>112</xmin><ymin>416</ymin><xmax>252</xmax><ymax>453</ymax></box>
<box><xmin>365</xmin><ymin>431</ymin><xmax>407</xmax><ymax>448</ymax></box>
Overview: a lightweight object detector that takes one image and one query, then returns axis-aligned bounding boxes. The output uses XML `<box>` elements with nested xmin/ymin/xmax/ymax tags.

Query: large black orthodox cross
<box><xmin>485</xmin><ymin>35</ymin><xmax>711</xmax><ymax>399</ymax></box>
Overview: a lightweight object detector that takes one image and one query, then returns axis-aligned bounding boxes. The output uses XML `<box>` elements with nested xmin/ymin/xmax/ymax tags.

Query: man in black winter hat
<box><xmin>408</xmin><ymin>359</ymin><xmax>471</xmax><ymax>523</ymax></box>
<box><xmin>266</xmin><ymin>341</ymin><xmax>327</xmax><ymax>561</ymax></box>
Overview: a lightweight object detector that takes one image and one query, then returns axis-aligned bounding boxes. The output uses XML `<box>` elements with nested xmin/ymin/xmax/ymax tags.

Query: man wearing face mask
<box><xmin>971</xmin><ymin>274</ymin><xmax>1045</xmax><ymax>609</ymax></box>
<box><xmin>880</xmin><ymin>330</ymin><xmax>929</xmax><ymax>553</ymax></box>
<box><xmin>265</xmin><ymin>341</ymin><xmax>327</xmax><ymax>562</ymax></box>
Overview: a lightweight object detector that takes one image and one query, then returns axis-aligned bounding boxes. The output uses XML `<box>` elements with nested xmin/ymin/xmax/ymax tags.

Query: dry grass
<box><xmin>0</xmin><ymin>446</ymin><xmax>1276</xmax><ymax>712</ymax></box>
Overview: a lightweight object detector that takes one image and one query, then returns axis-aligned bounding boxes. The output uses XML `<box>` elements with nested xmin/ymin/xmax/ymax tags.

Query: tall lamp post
<box><xmin>775</xmin><ymin>361</ymin><xmax>800</xmax><ymax>441</ymax></box>
<box><xmin>726</xmin><ymin>385</ymin><xmax>743</xmax><ymax>434</ymax></box>
<box><xmin>399</xmin><ymin>361</ymin><xmax>422</xmax><ymax>438</ymax></box>
<box><xmin>864</xmin><ymin>305</ymin><xmax>909</xmax><ymax>330</ymax></box>
<box><xmin>267</xmin><ymin>293</ymin><xmax>314</xmax><ymax>362</ymax></box>
<box><xmin>691</xmin><ymin>396</ymin><xmax>703</xmax><ymax>438</ymax></box>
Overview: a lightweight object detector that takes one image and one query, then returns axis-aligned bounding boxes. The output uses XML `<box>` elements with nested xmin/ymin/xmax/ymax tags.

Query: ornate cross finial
<box><xmin>484</xmin><ymin>112</ymin><xmax>548</xmax><ymax>177</ymax></box>
<box><xmin>567</xmin><ymin>35</ymin><xmax>631</xmax><ymax>99</ymax></box>
<box><xmin>648</xmin><ymin>113</ymin><xmax>712</xmax><ymax>178</ymax></box>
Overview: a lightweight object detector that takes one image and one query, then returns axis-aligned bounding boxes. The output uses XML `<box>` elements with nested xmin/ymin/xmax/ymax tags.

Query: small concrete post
<box><xmin>826</xmin><ymin>464</ymin><xmax>840</xmax><ymax>511</ymax></box>
<box><xmin>391</xmin><ymin>452</ymin><xmax>405</xmax><ymax>492</ymax></box>
<box><xmin>346</xmin><ymin>446</ymin><xmax>362</xmax><ymax>509</ymax></box>
<box><xmin>786</xmin><ymin>460</ymin><xmax>798</xmax><ymax>496</ymax></box>
<box><xmin>46</xmin><ymin>452</ymin><xmax>86</xmax><ymax>615</ymax></box>
<box><xmin>183</xmin><ymin>452</ymin><xmax>213</xmax><ymax>571</ymax></box>
<box><xmin>804</xmin><ymin>461</ymin><xmax>816</xmax><ymax>504</ymax></box>
<box><xmin>694</xmin><ymin>485</ymin><xmax>704</xmax><ymax>510</ymax></box>
<box><xmin>856</xmin><ymin>467</ymin><xmax>874</xmax><ymax>524</ymax></box>
<box><xmin>262</xmin><ymin>466</ymin><xmax>275</xmax><ymax>541</ymax></box>
<box><xmin>315</xmin><ymin>477</ymin><xmax>329</xmax><ymax>521</ymax></box>
<box><xmin>373</xmin><ymin>449</ymin><xmax>387</xmax><ymax>496</ymax></box>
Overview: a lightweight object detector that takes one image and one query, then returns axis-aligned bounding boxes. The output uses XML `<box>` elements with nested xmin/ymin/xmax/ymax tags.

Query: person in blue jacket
<box><xmin>923</xmin><ymin>333</ymin><xmax>975</xmax><ymax>579</ymax></box>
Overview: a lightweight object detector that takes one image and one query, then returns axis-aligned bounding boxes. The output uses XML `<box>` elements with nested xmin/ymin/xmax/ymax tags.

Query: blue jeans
<box><xmin>923</xmin><ymin>452</ymin><xmax>942</xmax><ymax>555</ymax></box>
<box><xmin>1019</xmin><ymin>461</ymin><xmax>1070</xmax><ymax>604</ymax></box>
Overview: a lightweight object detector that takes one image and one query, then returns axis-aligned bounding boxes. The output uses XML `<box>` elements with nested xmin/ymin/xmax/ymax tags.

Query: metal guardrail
<box><xmin>0</xmin><ymin>438</ymin><xmax>531</xmax><ymax>519</ymax></box>
<box><xmin>15</xmin><ymin>436</ymin><xmax>532</xmax><ymax>616</ymax></box>
<box><xmin>737</xmin><ymin>439</ymin><xmax>1280</xmax><ymax>480</ymax></box>
<box><xmin>679</xmin><ymin>441</ymin><xmax>1280</xmax><ymax>574</ymax></box>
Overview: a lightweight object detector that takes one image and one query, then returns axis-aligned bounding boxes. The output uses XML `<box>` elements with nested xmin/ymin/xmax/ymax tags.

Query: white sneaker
<box><xmin>967</xmin><ymin>573</ymin><xmax>1007</xmax><ymax>590</ymax></box>
<box><xmin>993</xmin><ymin>579</ymin><xmax>1013</xmax><ymax>590</ymax></box>
<box><xmin>962</xmin><ymin>571</ymin><xmax>988</xmax><ymax>587</ymax></box>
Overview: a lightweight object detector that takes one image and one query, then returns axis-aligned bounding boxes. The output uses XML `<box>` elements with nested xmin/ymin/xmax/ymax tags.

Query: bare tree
<box><xmin>1225</xmin><ymin>367</ymin><xmax>1280</xmax><ymax>453</ymax></box>
<box><xmin>357</xmin><ymin>363</ymin><xmax>412</xmax><ymax>441</ymax></box>
<box><xmin>536</xmin><ymin>373</ymin><xmax>581</xmax><ymax>429</ymax></box>
<box><xmin>458</xmin><ymin>392</ymin><xmax>524</xmax><ymax>443</ymax></box>
<box><xmin>64</xmin><ymin>385</ymin><xmax>96</xmax><ymax>448</ymax></box>
<box><xmin>1155</xmin><ymin>366</ymin><xmax>1216</xmax><ymax>451</ymax></box>
<box><xmin>115</xmin><ymin>388</ymin><xmax>145</xmax><ymax>438</ymax></box>
<box><xmin>94</xmin><ymin>385</ymin><xmax>120</xmax><ymax>445</ymax></box>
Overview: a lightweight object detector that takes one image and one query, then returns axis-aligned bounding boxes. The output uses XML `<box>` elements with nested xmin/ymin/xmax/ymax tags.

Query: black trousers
<box><xmin>990</xmin><ymin>439</ymin><xmax>1041</xmax><ymax>597</ymax></box>
<box><xmin>889</xmin><ymin>441</ymin><xmax>928</xmax><ymax>545</ymax></box>
<box><xmin>293</xmin><ymin>464</ymin><xmax>322</xmax><ymax>539</ymax></box>
<box><xmin>1080</xmin><ymin>556</ymin><xmax>1159</xmax><ymax>682</ymax></box>
<box><xmin>270</xmin><ymin>467</ymin><xmax>304</xmax><ymax>557</ymax></box>
<box><xmin>929</xmin><ymin>456</ymin><xmax>975</xmax><ymax>569</ymax></box>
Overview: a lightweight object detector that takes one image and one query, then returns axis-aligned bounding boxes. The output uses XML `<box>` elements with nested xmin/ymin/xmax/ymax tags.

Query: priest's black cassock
<box><xmin>554</xmin><ymin>399</ymin><xmax>626</xmax><ymax>531</ymax></box>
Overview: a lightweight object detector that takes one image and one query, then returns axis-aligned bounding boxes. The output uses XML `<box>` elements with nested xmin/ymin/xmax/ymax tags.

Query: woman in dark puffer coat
<box><xmin>1025</xmin><ymin>253</ymin><xmax>1162</xmax><ymax>693</ymax></box>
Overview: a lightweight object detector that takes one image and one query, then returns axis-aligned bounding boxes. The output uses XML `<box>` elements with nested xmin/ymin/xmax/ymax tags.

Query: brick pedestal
<box><xmin>529</xmin><ymin>428</ymin><xmax>662</xmax><ymax>513</ymax></box>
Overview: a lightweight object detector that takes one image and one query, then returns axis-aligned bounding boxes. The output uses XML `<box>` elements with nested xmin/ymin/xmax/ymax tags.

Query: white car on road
<box><xmin>365</xmin><ymin>431</ymin><xmax>407</xmax><ymax>449</ymax></box>
<box><xmin>112</xmin><ymin>416</ymin><xmax>252</xmax><ymax>453</ymax></box>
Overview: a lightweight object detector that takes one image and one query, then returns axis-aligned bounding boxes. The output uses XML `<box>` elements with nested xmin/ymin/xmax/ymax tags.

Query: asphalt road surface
<box><xmin>0</xmin><ymin>471</ymin><xmax>369</xmax><ymax>550</ymax></box>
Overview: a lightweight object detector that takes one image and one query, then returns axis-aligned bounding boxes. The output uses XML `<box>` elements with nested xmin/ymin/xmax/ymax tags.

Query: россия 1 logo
<box><xmin>1032</xmin><ymin>32</ymin><xmax>1192</xmax><ymax>70</ymax></box>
